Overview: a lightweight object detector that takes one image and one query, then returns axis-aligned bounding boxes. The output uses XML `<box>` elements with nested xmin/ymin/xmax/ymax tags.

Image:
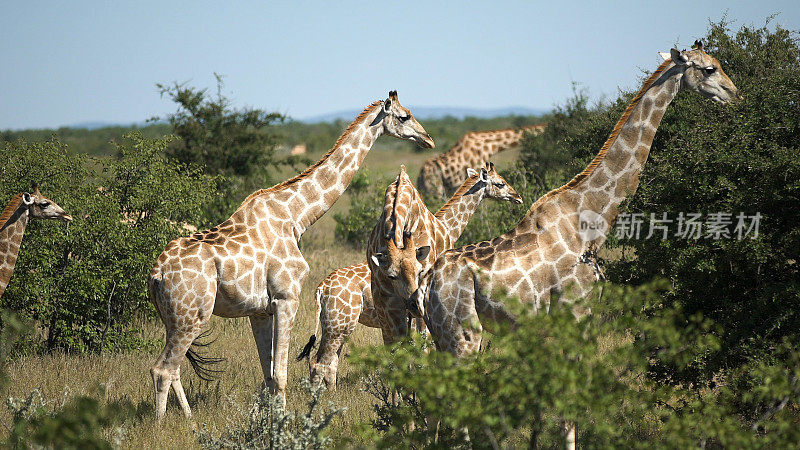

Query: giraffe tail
<box><xmin>186</xmin><ymin>329</ymin><xmax>226</xmax><ymax>381</ymax></box>
<box><xmin>297</xmin><ymin>285</ymin><xmax>322</xmax><ymax>362</ymax></box>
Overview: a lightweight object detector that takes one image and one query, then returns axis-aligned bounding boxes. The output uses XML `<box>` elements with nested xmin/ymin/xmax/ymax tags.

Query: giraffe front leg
<box><xmin>271</xmin><ymin>295</ymin><xmax>299</xmax><ymax>402</ymax></box>
<box><xmin>250</xmin><ymin>314</ymin><xmax>276</xmax><ymax>394</ymax></box>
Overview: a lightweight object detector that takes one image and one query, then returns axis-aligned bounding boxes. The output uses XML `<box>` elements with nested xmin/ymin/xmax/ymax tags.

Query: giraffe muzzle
<box><xmin>406</xmin><ymin>287</ymin><xmax>425</xmax><ymax>319</ymax></box>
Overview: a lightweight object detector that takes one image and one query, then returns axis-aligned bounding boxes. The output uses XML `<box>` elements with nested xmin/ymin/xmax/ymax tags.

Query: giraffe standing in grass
<box><xmin>297</xmin><ymin>163</ymin><xmax>522</xmax><ymax>387</ymax></box>
<box><xmin>418</xmin><ymin>124</ymin><xmax>544</xmax><ymax>198</ymax></box>
<box><xmin>417</xmin><ymin>43</ymin><xmax>740</xmax><ymax>449</ymax></box>
<box><xmin>148</xmin><ymin>91</ymin><xmax>434</xmax><ymax>420</ymax></box>
<box><xmin>0</xmin><ymin>184</ymin><xmax>72</xmax><ymax>299</ymax></box>
<box><xmin>366</xmin><ymin>163</ymin><xmax>522</xmax><ymax>348</ymax></box>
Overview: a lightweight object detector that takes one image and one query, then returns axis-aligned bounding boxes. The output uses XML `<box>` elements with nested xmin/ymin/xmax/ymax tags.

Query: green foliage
<box><xmin>520</xmin><ymin>20</ymin><xmax>800</xmax><ymax>387</ymax></box>
<box><xmin>196</xmin><ymin>378</ymin><xmax>345</xmax><ymax>449</ymax></box>
<box><xmin>156</xmin><ymin>73</ymin><xmax>298</xmax><ymax>224</ymax></box>
<box><xmin>0</xmin><ymin>133</ymin><xmax>216</xmax><ymax>352</ymax></box>
<box><xmin>0</xmin><ymin>124</ymin><xmax>172</xmax><ymax>157</ymax></box>
<box><xmin>353</xmin><ymin>282</ymin><xmax>800</xmax><ymax>448</ymax></box>
<box><xmin>6</xmin><ymin>387</ymin><xmax>133</xmax><ymax>449</ymax></box>
<box><xmin>333</xmin><ymin>170</ymin><xmax>392</xmax><ymax>250</ymax></box>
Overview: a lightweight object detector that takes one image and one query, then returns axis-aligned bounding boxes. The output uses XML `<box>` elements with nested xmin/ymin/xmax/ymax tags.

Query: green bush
<box><xmin>520</xmin><ymin>20</ymin><xmax>800</xmax><ymax>387</ymax></box>
<box><xmin>156</xmin><ymin>74</ymin><xmax>303</xmax><ymax>224</ymax></box>
<box><xmin>0</xmin><ymin>133</ymin><xmax>216</xmax><ymax>352</ymax></box>
<box><xmin>353</xmin><ymin>282</ymin><xmax>800</xmax><ymax>448</ymax></box>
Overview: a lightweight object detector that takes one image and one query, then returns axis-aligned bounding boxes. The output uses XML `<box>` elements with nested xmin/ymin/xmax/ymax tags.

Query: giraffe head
<box><xmin>22</xmin><ymin>184</ymin><xmax>72</xmax><ymax>222</ymax></box>
<box><xmin>467</xmin><ymin>162</ymin><xmax>523</xmax><ymax>205</ymax></box>
<box><xmin>372</xmin><ymin>90</ymin><xmax>435</xmax><ymax>149</ymax></box>
<box><xmin>661</xmin><ymin>40</ymin><xmax>741</xmax><ymax>104</ymax></box>
<box><xmin>371</xmin><ymin>230</ymin><xmax>431</xmax><ymax>301</ymax></box>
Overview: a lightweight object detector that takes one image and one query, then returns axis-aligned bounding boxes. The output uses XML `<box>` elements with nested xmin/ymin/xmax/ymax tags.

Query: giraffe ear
<box><xmin>370</xmin><ymin>103</ymin><xmax>388</xmax><ymax>126</ymax></box>
<box><xmin>659</xmin><ymin>52</ymin><xmax>671</xmax><ymax>61</ymax></box>
<box><xmin>465</xmin><ymin>168</ymin><xmax>478</xmax><ymax>178</ymax></box>
<box><xmin>22</xmin><ymin>192</ymin><xmax>33</xmax><ymax>205</ymax></box>
<box><xmin>670</xmin><ymin>48</ymin><xmax>689</xmax><ymax>65</ymax></box>
<box><xmin>416</xmin><ymin>245</ymin><xmax>431</xmax><ymax>262</ymax></box>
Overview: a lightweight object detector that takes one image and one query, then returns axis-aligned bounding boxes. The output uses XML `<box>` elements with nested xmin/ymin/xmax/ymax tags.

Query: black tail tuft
<box><xmin>185</xmin><ymin>329</ymin><xmax>226</xmax><ymax>381</ymax></box>
<box><xmin>296</xmin><ymin>335</ymin><xmax>316</xmax><ymax>361</ymax></box>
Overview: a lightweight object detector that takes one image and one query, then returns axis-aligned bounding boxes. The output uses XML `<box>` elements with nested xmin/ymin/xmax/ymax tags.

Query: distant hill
<box><xmin>300</xmin><ymin>106</ymin><xmax>549</xmax><ymax>124</ymax></box>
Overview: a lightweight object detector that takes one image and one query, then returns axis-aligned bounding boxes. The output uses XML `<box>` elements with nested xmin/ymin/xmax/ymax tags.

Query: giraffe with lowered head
<box><xmin>418</xmin><ymin>124</ymin><xmax>544</xmax><ymax>198</ymax></box>
<box><xmin>148</xmin><ymin>91</ymin><xmax>434</xmax><ymax>420</ymax></box>
<box><xmin>297</xmin><ymin>163</ymin><xmax>522</xmax><ymax>387</ymax></box>
<box><xmin>367</xmin><ymin>163</ymin><xmax>522</xmax><ymax>347</ymax></box>
<box><xmin>0</xmin><ymin>184</ymin><xmax>73</xmax><ymax>299</ymax></box>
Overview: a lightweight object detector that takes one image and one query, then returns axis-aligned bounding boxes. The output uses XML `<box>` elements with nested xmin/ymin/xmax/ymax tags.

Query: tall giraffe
<box><xmin>418</xmin><ymin>42</ymin><xmax>740</xmax><ymax>449</ymax></box>
<box><xmin>148</xmin><ymin>91</ymin><xmax>434</xmax><ymax>420</ymax></box>
<box><xmin>417</xmin><ymin>124</ymin><xmax>545</xmax><ymax>198</ymax></box>
<box><xmin>367</xmin><ymin>163</ymin><xmax>522</xmax><ymax>346</ymax></box>
<box><xmin>421</xmin><ymin>43</ymin><xmax>739</xmax><ymax>353</ymax></box>
<box><xmin>298</xmin><ymin>164</ymin><xmax>522</xmax><ymax>387</ymax></box>
<box><xmin>0</xmin><ymin>184</ymin><xmax>72</xmax><ymax>299</ymax></box>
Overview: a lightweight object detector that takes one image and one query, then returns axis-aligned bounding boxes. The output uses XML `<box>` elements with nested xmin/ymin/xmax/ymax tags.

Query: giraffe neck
<box><xmin>434</xmin><ymin>174</ymin><xmax>484</xmax><ymax>242</ymax></box>
<box><xmin>516</xmin><ymin>61</ymin><xmax>681</xmax><ymax>238</ymax></box>
<box><xmin>0</xmin><ymin>206</ymin><xmax>29</xmax><ymax>298</ymax></box>
<box><xmin>252</xmin><ymin>102</ymin><xmax>383</xmax><ymax>236</ymax></box>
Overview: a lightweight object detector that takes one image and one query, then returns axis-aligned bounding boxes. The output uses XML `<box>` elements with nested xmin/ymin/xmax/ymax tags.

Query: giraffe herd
<box><xmin>1</xmin><ymin>42</ymin><xmax>742</xmax><ymax>440</ymax></box>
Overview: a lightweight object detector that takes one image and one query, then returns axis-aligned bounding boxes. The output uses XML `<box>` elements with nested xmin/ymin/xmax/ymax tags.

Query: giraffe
<box><xmin>297</xmin><ymin>163</ymin><xmax>522</xmax><ymax>387</ymax></box>
<box><xmin>417</xmin><ymin>124</ymin><xmax>545</xmax><ymax>198</ymax></box>
<box><xmin>0</xmin><ymin>184</ymin><xmax>72</xmax><ymax>299</ymax></box>
<box><xmin>367</xmin><ymin>163</ymin><xmax>522</xmax><ymax>348</ymax></box>
<box><xmin>417</xmin><ymin>43</ymin><xmax>740</xmax><ymax>447</ymax></box>
<box><xmin>148</xmin><ymin>91</ymin><xmax>434</xmax><ymax>420</ymax></box>
<box><xmin>420</xmin><ymin>42</ymin><xmax>740</xmax><ymax>353</ymax></box>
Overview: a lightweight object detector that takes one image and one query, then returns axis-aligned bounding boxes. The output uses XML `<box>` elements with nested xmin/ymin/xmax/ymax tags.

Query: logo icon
<box><xmin>578</xmin><ymin>210</ymin><xmax>608</xmax><ymax>241</ymax></box>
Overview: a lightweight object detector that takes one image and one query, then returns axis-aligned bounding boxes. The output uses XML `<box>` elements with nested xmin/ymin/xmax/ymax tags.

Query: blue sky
<box><xmin>0</xmin><ymin>1</ymin><xmax>797</xmax><ymax>130</ymax></box>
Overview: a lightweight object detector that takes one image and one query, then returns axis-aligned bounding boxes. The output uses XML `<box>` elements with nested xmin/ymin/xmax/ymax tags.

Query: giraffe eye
<box><xmin>40</xmin><ymin>201</ymin><xmax>50</xmax><ymax>207</ymax></box>
<box><xmin>493</xmin><ymin>182</ymin><xmax>505</xmax><ymax>187</ymax></box>
<box><xmin>703</xmin><ymin>66</ymin><xmax>716</xmax><ymax>75</ymax></box>
<box><xmin>399</xmin><ymin>115</ymin><xmax>411</xmax><ymax>123</ymax></box>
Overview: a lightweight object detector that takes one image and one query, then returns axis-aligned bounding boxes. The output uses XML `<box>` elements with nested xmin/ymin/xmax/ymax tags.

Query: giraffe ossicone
<box><xmin>148</xmin><ymin>91</ymin><xmax>433</xmax><ymax>420</ymax></box>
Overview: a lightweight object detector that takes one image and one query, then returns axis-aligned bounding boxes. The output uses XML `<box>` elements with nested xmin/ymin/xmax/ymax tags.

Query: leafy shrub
<box><xmin>519</xmin><ymin>20</ymin><xmax>800</xmax><ymax>388</ymax></box>
<box><xmin>353</xmin><ymin>282</ymin><xmax>800</xmax><ymax>448</ymax></box>
<box><xmin>0</xmin><ymin>133</ymin><xmax>216</xmax><ymax>352</ymax></box>
<box><xmin>156</xmin><ymin>74</ymin><xmax>304</xmax><ymax>224</ymax></box>
<box><xmin>196</xmin><ymin>378</ymin><xmax>345</xmax><ymax>450</ymax></box>
<box><xmin>6</xmin><ymin>387</ymin><xmax>133</xmax><ymax>449</ymax></box>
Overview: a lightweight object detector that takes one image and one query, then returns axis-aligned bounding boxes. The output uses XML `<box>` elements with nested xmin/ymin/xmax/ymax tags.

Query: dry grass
<box><xmin>0</xmin><ymin>143</ymin><xmax>528</xmax><ymax>448</ymax></box>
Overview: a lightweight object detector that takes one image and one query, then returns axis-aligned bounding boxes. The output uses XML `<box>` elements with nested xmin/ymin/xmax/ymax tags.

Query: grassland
<box><xmin>1</xmin><ymin>138</ymin><xmax>524</xmax><ymax>448</ymax></box>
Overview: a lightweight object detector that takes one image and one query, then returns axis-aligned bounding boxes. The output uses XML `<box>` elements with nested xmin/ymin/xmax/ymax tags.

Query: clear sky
<box><xmin>0</xmin><ymin>1</ymin><xmax>797</xmax><ymax>130</ymax></box>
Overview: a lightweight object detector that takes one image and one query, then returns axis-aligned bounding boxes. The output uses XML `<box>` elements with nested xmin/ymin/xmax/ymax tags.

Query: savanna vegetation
<box><xmin>0</xmin><ymin>18</ymin><xmax>798</xmax><ymax>448</ymax></box>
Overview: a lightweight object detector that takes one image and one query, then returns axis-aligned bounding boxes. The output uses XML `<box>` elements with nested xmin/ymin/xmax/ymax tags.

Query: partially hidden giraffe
<box><xmin>420</xmin><ymin>43</ymin><xmax>741</xmax><ymax>357</ymax></box>
<box><xmin>367</xmin><ymin>163</ymin><xmax>523</xmax><ymax>347</ymax></box>
<box><xmin>417</xmin><ymin>124</ymin><xmax>545</xmax><ymax>198</ymax></box>
<box><xmin>148</xmin><ymin>91</ymin><xmax>434</xmax><ymax>420</ymax></box>
<box><xmin>297</xmin><ymin>163</ymin><xmax>523</xmax><ymax>387</ymax></box>
<box><xmin>417</xmin><ymin>42</ymin><xmax>740</xmax><ymax>450</ymax></box>
<box><xmin>0</xmin><ymin>184</ymin><xmax>73</xmax><ymax>299</ymax></box>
